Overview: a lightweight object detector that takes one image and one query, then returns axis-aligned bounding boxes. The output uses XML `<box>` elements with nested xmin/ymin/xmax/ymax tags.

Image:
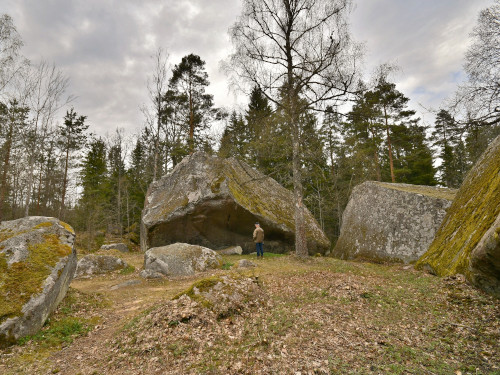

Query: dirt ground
<box><xmin>0</xmin><ymin>252</ymin><xmax>499</xmax><ymax>375</ymax></box>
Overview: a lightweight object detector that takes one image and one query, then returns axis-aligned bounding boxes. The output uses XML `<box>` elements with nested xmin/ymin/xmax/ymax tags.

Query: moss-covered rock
<box><xmin>173</xmin><ymin>273</ymin><xmax>265</xmax><ymax>317</ymax></box>
<box><xmin>0</xmin><ymin>216</ymin><xmax>76</xmax><ymax>347</ymax></box>
<box><xmin>332</xmin><ymin>181</ymin><xmax>456</xmax><ymax>263</ymax></box>
<box><xmin>141</xmin><ymin>152</ymin><xmax>330</xmax><ymax>255</ymax></box>
<box><xmin>416</xmin><ymin>136</ymin><xmax>500</xmax><ymax>296</ymax></box>
<box><xmin>143</xmin><ymin>242</ymin><xmax>222</xmax><ymax>277</ymax></box>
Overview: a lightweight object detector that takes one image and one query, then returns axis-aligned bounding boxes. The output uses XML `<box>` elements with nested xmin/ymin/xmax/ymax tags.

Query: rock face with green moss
<box><xmin>141</xmin><ymin>152</ymin><xmax>330</xmax><ymax>255</ymax></box>
<box><xmin>0</xmin><ymin>216</ymin><xmax>76</xmax><ymax>347</ymax></box>
<box><xmin>333</xmin><ymin>181</ymin><xmax>456</xmax><ymax>263</ymax></box>
<box><xmin>143</xmin><ymin>243</ymin><xmax>222</xmax><ymax>277</ymax></box>
<box><xmin>416</xmin><ymin>136</ymin><xmax>500</xmax><ymax>296</ymax></box>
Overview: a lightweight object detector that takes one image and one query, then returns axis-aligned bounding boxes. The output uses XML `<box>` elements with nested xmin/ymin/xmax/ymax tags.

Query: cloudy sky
<box><xmin>3</xmin><ymin>0</ymin><xmax>494</xmax><ymax>135</ymax></box>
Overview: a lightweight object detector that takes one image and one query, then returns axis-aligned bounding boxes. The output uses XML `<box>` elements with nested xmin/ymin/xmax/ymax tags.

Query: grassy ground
<box><xmin>0</xmin><ymin>252</ymin><xmax>498</xmax><ymax>374</ymax></box>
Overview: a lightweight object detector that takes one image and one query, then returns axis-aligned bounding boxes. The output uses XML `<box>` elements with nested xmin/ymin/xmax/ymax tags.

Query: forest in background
<box><xmin>0</xmin><ymin>0</ymin><xmax>498</xmax><ymax>251</ymax></box>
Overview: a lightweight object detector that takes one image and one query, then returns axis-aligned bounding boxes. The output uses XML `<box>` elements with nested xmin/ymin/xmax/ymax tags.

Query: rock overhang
<box><xmin>141</xmin><ymin>152</ymin><xmax>330</xmax><ymax>254</ymax></box>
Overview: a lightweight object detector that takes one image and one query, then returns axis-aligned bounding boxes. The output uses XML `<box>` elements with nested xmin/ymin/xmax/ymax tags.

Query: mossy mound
<box><xmin>141</xmin><ymin>152</ymin><xmax>330</xmax><ymax>255</ymax></box>
<box><xmin>416</xmin><ymin>136</ymin><xmax>500</xmax><ymax>296</ymax></box>
<box><xmin>173</xmin><ymin>274</ymin><xmax>265</xmax><ymax>318</ymax></box>
<box><xmin>0</xmin><ymin>216</ymin><xmax>76</xmax><ymax>347</ymax></box>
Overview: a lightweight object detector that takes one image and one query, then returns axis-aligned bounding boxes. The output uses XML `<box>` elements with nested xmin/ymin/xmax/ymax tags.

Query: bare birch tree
<box><xmin>146</xmin><ymin>47</ymin><xmax>169</xmax><ymax>181</ymax></box>
<box><xmin>453</xmin><ymin>0</ymin><xmax>500</xmax><ymax>126</ymax></box>
<box><xmin>21</xmin><ymin>61</ymin><xmax>72</xmax><ymax>216</ymax></box>
<box><xmin>226</xmin><ymin>0</ymin><xmax>361</xmax><ymax>256</ymax></box>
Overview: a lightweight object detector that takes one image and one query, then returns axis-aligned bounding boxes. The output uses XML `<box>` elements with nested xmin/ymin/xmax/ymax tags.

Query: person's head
<box><xmin>255</xmin><ymin>222</ymin><xmax>260</xmax><ymax>228</ymax></box>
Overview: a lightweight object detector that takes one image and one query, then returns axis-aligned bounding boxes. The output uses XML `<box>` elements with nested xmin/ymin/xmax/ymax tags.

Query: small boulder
<box><xmin>75</xmin><ymin>255</ymin><xmax>127</xmax><ymax>278</ymax></box>
<box><xmin>333</xmin><ymin>181</ymin><xmax>456</xmax><ymax>263</ymax></box>
<box><xmin>143</xmin><ymin>243</ymin><xmax>222</xmax><ymax>277</ymax></box>
<box><xmin>139</xmin><ymin>269</ymin><xmax>164</xmax><ymax>279</ymax></box>
<box><xmin>236</xmin><ymin>259</ymin><xmax>257</xmax><ymax>268</ymax></box>
<box><xmin>0</xmin><ymin>217</ymin><xmax>76</xmax><ymax>347</ymax></box>
<box><xmin>100</xmin><ymin>243</ymin><xmax>129</xmax><ymax>253</ymax></box>
<box><xmin>217</xmin><ymin>246</ymin><xmax>243</xmax><ymax>255</ymax></box>
<box><xmin>417</xmin><ymin>135</ymin><xmax>500</xmax><ymax>296</ymax></box>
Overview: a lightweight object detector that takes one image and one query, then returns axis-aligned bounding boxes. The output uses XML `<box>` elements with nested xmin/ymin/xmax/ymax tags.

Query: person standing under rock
<box><xmin>253</xmin><ymin>222</ymin><xmax>264</xmax><ymax>258</ymax></box>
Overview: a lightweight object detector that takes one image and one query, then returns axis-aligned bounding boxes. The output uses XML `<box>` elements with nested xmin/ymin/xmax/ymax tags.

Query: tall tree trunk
<box><xmin>189</xmin><ymin>81</ymin><xmax>194</xmax><ymax>154</ymax></box>
<box><xmin>292</xmin><ymin>119</ymin><xmax>308</xmax><ymax>257</ymax></box>
<box><xmin>374</xmin><ymin>150</ymin><xmax>381</xmax><ymax>182</ymax></box>
<box><xmin>0</xmin><ymin>125</ymin><xmax>13</xmax><ymax>220</ymax></box>
<box><xmin>284</xmin><ymin>2</ymin><xmax>307</xmax><ymax>257</ymax></box>
<box><xmin>35</xmin><ymin>164</ymin><xmax>43</xmax><ymax>215</ymax></box>
<box><xmin>153</xmin><ymin>99</ymin><xmax>161</xmax><ymax>181</ymax></box>
<box><xmin>59</xmin><ymin>144</ymin><xmax>70</xmax><ymax>218</ymax></box>
<box><xmin>383</xmin><ymin>107</ymin><xmax>396</xmax><ymax>183</ymax></box>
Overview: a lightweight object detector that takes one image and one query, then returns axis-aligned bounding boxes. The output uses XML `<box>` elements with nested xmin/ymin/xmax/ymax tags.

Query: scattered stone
<box><xmin>139</xmin><ymin>269</ymin><xmax>164</xmax><ymax>279</ymax></box>
<box><xmin>110</xmin><ymin>279</ymin><xmax>141</xmax><ymax>290</ymax></box>
<box><xmin>333</xmin><ymin>181</ymin><xmax>456</xmax><ymax>263</ymax></box>
<box><xmin>141</xmin><ymin>152</ymin><xmax>330</xmax><ymax>255</ymax></box>
<box><xmin>0</xmin><ymin>216</ymin><xmax>77</xmax><ymax>347</ymax></box>
<box><xmin>236</xmin><ymin>259</ymin><xmax>257</xmax><ymax>268</ymax></box>
<box><xmin>100</xmin><ymin>243</ymin><xmax>129</xmax><ymax>253</ymax></box>
<box><xmin>75</xmin><ymin>255</ymin><xmax>127</xmax><ymax>278</ymax></box>
<box><xmin>217</xmin><ymin>246</ymin><xmax>243</xmax><ymax>255</ymax></box>
<box><xmin>143</xmin><ymin>243</ymin><xmax>222</xmax><ymax>277</ymax></box>
<box><xmin>417</xmin><ymin>135</ymin><xmax>500</xmax><ymax>297</ymax></box>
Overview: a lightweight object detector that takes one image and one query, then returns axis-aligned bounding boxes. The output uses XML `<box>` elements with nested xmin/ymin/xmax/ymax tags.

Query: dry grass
<box><xmin>0</xmin><ymin>254</ymin><xmax>498</xmax><ymax>375</ymax></box>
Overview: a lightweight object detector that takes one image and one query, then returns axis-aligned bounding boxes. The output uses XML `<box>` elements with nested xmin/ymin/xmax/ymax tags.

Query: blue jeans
<box><xmin>256</xmin><ymin>242</ymin><xmax>264</xmax><ymax>257</ymax></box>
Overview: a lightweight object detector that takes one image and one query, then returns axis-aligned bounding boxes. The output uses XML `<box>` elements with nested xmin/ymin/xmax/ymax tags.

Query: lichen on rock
<box><xmin>0</xmin><ymin>216</ymin><xmax>77</xmax><ymax>347</ymax></box>
<box><xmin>141</xmin><ymin>152</ymin><xmax>330</xmax><ymax>255</ymax></box>
<box><xmin>332</xmin><ymin>181</ymin><xmax>456</xmax><ymax>263</ymax></box>
<box><xmin>416</xmin><ymin>135</ymin><xmax>500</xmax><ymax>296</ymax></box>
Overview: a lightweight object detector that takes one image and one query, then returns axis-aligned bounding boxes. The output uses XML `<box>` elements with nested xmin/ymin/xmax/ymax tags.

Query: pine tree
<box><xmin>58</xmin><ymin>108</ymin><xmax>88</xmax><ymax>218</ymax></box>
<box><xmin>168</xmin><ymin>54</ymin><xmax>219</xmax><ymax>154</ymax></box>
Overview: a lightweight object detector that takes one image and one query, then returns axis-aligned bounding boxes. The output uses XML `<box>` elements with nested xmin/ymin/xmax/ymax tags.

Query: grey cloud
<box><xmin>2</xmin><ymin>0</ymin><xmax>494</xmax><ymax>135</ymax></box>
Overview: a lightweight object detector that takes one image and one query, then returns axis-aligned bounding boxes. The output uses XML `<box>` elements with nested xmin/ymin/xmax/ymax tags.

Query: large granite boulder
<box><xmin>417</xmin><ymin>135</ymin><xmax>500</xmax><ymax>296</ymax></box>
<box><xmin>333</xmin><ymin>182</ymin><xmax>456</xmax><ymax>263</ymax></box>
<box><xmin>75</xmin><ymin>255</ymin><xmax>128</xmax><ymax>278</ymax></box>
<box><xmin>143</xmin><ymin>243</ymin><xmax>222</xmax><ymax>277</ymax></box>
<box><xmin>0</xmin><ymin>217</ymin><xmax>76</xmax><ymax>347</ymax></box>
<box><xmin>141</xmin><ymin>152</ymin><xmax>330</xmax><ymax>255</ymax></box>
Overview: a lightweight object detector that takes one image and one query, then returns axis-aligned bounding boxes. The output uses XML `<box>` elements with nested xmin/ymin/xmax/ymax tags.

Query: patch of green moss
<box><xmin>0</xmin><ymin>234</ymin><xmax>73</xmax><ymax>324</ymax></box>
<box><xmin>33</xmin><ymin>222</ymin><xmax>54</xmax><ymax>230</ymax></box>
<box><xmin>375</xmin><ymin>182</ymin><xmax>457</xmax><ymax>201</ymax></box>
<box><xmin>173</xmin><ymin>275</ymin><xmax>224</xmax><ymax>305</ymax></box>
<box><xmin>58</xmin><ymin>221</ymin><xmax>74</xmax><ymax>234</ymax></box>
<box><xmin>210</xmin><ymin>175</ymin><xmax>226</xmax><ymax>193</ymax></box>
<box><xmin>0</xmin><ymin>228</ymin><xmax>25</xmax><ymax>243</ymax></box>
<box><xmin>416</xmin><ymin>139</ymin><xmax>500</xmax><ymax>278</ymax></box>
<box><xmin>154</xmin><ymin>195</ymin><xmax>189</xmax><ymax>221</ymax></box>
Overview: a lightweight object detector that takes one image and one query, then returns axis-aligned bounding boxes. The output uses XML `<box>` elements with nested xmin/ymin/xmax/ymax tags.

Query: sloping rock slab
<box><xmin>144</xmin><ymin>243</ymin><xmax>222</xmax><ymax>277</ymax></box>
<box><xmin>141</xmin><ymin>152</ymin><xmax>330</xmax><ymax>255</ymax></box>
<box><xmin>100</xmin><ymin>243</ymin><xmax>129</xmax><ymax>253</ymax></box>
<box><xmin>417</xmin><ymin>135</ymin><xmax>500</xmax><ymax>296</ymax></box>
<box><xmin>0</xmin><ymin>216</ymin><xmax>76</xmax><ymax>347</ymax></box>
<box><xmin>75</xmin><ymin>255</ymin><xmax>128</xmax><ymax>278</ymax></box>
<box><xmin>333</xmin><ymin>181</ymin><xmax>455</xmax><ymax>263</ymax></box>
